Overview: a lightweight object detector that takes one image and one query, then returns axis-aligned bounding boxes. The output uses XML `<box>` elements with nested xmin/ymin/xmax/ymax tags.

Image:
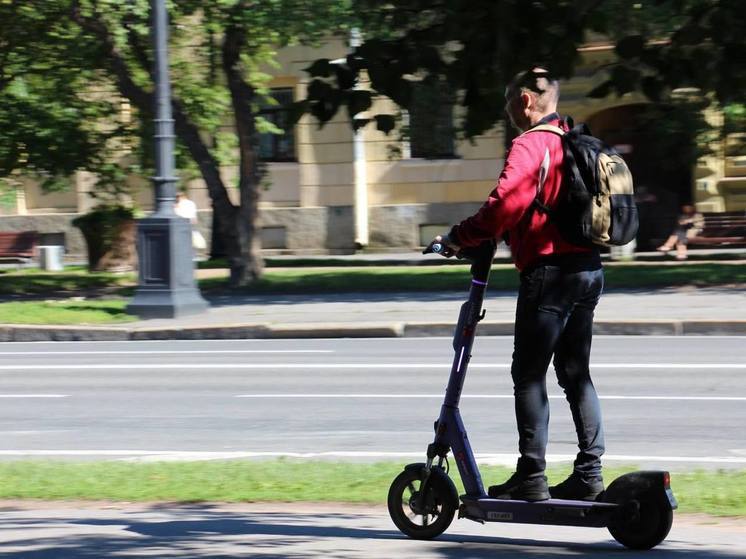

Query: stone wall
<box><xmin>0</xmin><ymin>213</ymin><xmax>86</xmax><ymax>256</ymax></box>
<box><xmin>2</xmin><ymin>203</ymin><xmax>482</xmax><ymax>260</ymax></box>
<box><xmin>198</xmin><ymin>203</ymin><xmax>480</xmax><ymax>253</ymax></box>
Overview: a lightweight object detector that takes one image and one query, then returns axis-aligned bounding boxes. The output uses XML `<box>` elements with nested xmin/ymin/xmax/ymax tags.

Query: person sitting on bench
<box><xmin>657</xmin><ymin>205</ymin><xmax>704</xmax><ymax>260</ymax></box>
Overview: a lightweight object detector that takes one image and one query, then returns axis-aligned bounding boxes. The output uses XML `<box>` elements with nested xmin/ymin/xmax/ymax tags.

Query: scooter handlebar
<box><xmin>424</xmin><ymin>239</ymin><xmax>497</xmax><ymax>283</ymax></box>
<box><xmin>423</xmin><ymin>242</ymin><xmax>455</xmax><ymax>257</ymax></box>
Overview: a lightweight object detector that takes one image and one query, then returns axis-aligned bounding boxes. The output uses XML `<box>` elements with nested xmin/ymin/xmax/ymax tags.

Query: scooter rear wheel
<box><xmin>387</xmin><ymin>467</ymin><xmax>457</xmax><ymax>540</ymax></box>
<box><xmin>608</xmin><ymin>497</ymin><xmax>673</xmax><ymax>550</ymax></box>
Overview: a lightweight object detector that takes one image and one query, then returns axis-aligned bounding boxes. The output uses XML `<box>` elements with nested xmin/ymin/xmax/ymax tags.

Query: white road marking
<box><xmin>0</xmin><ymin>449</ymin><xmax>744</xmax><ymax>464</ymax></box>
<box><xmin>235</xmin><ymin>394</ymin><xmax>746</xmax><ymax>401</ymax></box>
<box><xmin>0</xmin><ymin>395</ymin><xmax>68</xmax><ymax>399</ymax></box>
<box><xmin>0</xmin><ymin>339</ymin><xmax>336</xmax><ymax>344</ymax></box>
<box><xmin>1</xmin><ymin>335</ymin><xmax>744</xmax><ymax>345</ymax></box>
<box><xmin>0</xmin><ymin>363</ymin><xmax>744</xmax><ymax>370</ymax></box>
<box><xmin>0</xmin><ymin>350</ymin><xmax>333</xmax><ymax>355</ymax></box>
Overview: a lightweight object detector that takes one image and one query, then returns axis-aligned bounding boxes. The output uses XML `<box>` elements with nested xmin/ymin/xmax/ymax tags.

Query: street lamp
<box><xmin>127</xmin><ymin>0</ymin><xmax>207</xmax><ymax>318</ymax></box>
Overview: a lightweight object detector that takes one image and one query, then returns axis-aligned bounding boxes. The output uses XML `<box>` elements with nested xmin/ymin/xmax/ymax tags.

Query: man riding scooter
<box><xmin>429</xmin><ymin>67</ymin><xmax>605</xmax><ymax>503</ymax></box>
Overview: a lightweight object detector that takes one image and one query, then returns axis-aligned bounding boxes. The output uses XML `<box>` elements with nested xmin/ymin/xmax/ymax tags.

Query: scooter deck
<box><xmin>460</xmin><ymin>495</ymin><xmax>618</xmax><ymax>528</ymax></box>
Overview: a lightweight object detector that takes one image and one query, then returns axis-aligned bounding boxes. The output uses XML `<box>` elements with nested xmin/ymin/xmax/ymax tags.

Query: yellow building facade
<box><xmin>2</xmin><ymin>39</ymin><xmax>744</xmax><ymax>255</ymax></box>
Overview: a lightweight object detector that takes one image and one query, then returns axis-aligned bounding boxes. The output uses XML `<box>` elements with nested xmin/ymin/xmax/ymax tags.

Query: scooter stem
<box><xmin>444</xmin><ymin>240</ymin><xmax>497</xmax><ymax>408</ymax></box>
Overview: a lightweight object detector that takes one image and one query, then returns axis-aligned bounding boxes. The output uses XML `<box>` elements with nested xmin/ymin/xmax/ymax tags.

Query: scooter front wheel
<box><xmin>387</xmin><ymin>466</ymin><xmax>457</xmax><ymax>540</ymax></box>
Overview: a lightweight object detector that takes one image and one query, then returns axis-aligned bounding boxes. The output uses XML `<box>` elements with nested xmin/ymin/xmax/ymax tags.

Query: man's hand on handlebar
<box><xmin>424</xmin><ymin>234</ymin><xmax>461</xmax><ymax>258</ymax></box>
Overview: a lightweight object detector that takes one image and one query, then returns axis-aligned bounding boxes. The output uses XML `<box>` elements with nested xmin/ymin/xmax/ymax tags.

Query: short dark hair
<box><xmin>506</xmin><ymin>67</ymin><xmax>559</xmax><ymax>112</ymax></box>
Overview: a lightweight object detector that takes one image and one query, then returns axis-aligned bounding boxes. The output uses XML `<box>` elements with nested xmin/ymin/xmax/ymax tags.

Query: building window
<box><xmin>258</xmin><ymin>88</ymin><xmax>296</xmax><ymax>162</ymax></box>
<box><xmin>408</xmin><ymin>78</ymin><xmax>456</xmax><ymax>159</ymax></box>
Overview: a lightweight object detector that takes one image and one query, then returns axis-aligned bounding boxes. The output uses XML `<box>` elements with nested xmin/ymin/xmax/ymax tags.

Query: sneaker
<box><xmin>549</xmin><ymin>472</ymin><xmax>605</xmax><ymax>501</ymax></box>
<box><xmin>488</xmin><ymin>472</ymin><xmax>550</xmax><ymax>501</ymax></box>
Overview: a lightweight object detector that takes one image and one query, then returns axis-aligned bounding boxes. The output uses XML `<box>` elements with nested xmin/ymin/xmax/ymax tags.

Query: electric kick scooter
<box><xmin>388</xmin><ymin>240</ymin><xmax>677</xmax><ymax>550</ymax></box>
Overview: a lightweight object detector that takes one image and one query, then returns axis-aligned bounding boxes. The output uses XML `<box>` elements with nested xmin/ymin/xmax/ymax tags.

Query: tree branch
<box><xmin>124</xmin><ymin>20</ymin><xmax>154</xmax><ymax>80</ymax></box>
<box><xmin>69</xmin><ymin>1</ymin><xmax>234</xmax><ymax>211</ymax></box>
<box><xmin>70</xmin><ymin>1</ymin><xmax>151</xmax><ymax>110</ymax></box>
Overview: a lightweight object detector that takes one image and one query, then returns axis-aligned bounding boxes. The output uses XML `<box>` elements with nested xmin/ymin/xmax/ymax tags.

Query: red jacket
<box><xmin>450</xmin><ymin>116</ymin><xmax>591</xmax><ymax>271</ymax></box>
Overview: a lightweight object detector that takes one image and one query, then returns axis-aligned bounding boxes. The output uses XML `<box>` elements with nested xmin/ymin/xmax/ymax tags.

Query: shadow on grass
<box><xmin>0</xmin><ymin>506</ymin><xmax>740</xmax><ymax>558</ymax></box>
<box><xmin>66</xmin><ymin>303</ymin><xmax>132</xmax><ymax>318</ymax></box>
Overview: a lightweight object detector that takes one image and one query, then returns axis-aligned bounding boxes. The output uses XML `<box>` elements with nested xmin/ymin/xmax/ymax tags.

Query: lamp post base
<box><xmin>127</xmin><ymin>215</ymin><xmax>208</xmax><ymax>319</ymax></box>
<box><xmin>127</xmin><ymin>288</ymin><xmax>208</xmax><ymax>319</ymax></box>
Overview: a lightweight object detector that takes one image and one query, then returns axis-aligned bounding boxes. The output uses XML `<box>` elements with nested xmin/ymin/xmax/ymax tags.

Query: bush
<box><xmin>72</xmin><ymin>205</ymin><xmax>137</xmax><ymax>272</ymax></box>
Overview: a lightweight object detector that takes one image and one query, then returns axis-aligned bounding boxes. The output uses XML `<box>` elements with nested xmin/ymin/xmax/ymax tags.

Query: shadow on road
<box><xmin>0</xmin><ymin>506</ymin><xmax>739</xmax><ymax>558</ymax></box>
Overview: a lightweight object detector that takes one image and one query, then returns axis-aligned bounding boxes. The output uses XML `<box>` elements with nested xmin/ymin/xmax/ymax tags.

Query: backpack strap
<box><xmin>523</xmin><ymin>124</ymin><xmax>565</xmax><ymax>137</ymax></box>
<box><xmin>519</xmin><ymin>124</ymin><xmax>565</xmax><ymax>216</ymax></box>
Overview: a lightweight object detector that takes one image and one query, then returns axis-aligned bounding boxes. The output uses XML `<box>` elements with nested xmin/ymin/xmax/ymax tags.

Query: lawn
<box><xmin>0</xmin><ymin>299</ymin><xmax>135</xmax><ymax>325</ymax></box>
<box><xmin>0</xmin><ymin>460</ymin><xmax>743</xmax><ymax>517</ymax></box>
<box><xmin>200</xmin><ymin>262</ymin><xmax>746</xmax><ymax>293</ymax></box>
<box><xmin>0</xmin><ymin>266</ymin><xmax>134</xmax><ymax>296</ymax></box>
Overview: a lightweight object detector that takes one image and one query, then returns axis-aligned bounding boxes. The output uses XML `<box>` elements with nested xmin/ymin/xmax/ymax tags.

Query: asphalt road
<box><xmin>0</xmin><ymin>336</ymin><xmax>745</xmax><ymax>468</ymax></box>
<box><xmin>1</xmin><ymin>502</ymin><xmax>745</xmax><ymax>558</ymax></box>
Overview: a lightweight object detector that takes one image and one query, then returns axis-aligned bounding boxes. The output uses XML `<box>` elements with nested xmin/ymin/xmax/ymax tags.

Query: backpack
<box><xmin>526</xmin><ymin>118</ymin><xmax>639</xmax><ymax>248</ymax></box>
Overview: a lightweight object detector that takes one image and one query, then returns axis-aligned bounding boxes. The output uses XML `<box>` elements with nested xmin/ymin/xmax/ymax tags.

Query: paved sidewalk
<box><xmin>1</xmin><ymin>501</ymin><xmax>745</xmax><ymax>558</ymax></box>
<box><xmin>1</xmin><ymin>285</ymin><xmax>744</xmax><ymax>341</ymax></box>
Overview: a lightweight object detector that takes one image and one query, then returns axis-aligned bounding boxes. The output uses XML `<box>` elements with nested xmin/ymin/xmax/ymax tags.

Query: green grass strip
<box><xmin>201</xmin><ymin>262</ymin><xmax>746</xmax><ymax>293</ymax></box>
<box><xmin>0</xmin><ymin>267</ymin><xmax>134</xmax><ymax>296</ymax></box>
<box><xmin>0</xmin><ymin>460</ymin><xmax>744</xmax><ymax>517</ymax></box>
<box><xmin>0</xmin><ymin>300</ymin><xmax>135</xmax><ymax>325</ymax></box>
<box><xmin>1</xmin><ymin>263</ymin><xmax>743</xmax><ymax>299</ymax></box>
<box><xmin>200</xmin><ymin>265</ymin><xmax>487</xmax><ymax>293</ymax></box>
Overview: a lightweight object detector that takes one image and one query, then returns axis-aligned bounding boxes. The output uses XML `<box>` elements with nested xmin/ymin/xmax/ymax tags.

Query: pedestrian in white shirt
<box><xmin>175</xmin><ymin>192</ymin><xmax>206</xmax><ymax>251</ymax></box>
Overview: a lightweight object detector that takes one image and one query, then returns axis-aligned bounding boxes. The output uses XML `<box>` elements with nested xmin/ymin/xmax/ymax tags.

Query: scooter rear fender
<box><xmin>602</xmin><ymin>470</ymin><xmax>678</xmax><ymax>510</ymax></box>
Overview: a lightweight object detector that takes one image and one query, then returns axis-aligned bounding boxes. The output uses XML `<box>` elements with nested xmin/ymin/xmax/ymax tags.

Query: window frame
<box><xmin>258</xmin><ymin>87</ymin><xmax>297</xmax><ymax>163</ymax></box>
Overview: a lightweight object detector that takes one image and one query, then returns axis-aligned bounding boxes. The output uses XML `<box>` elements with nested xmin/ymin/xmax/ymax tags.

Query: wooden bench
<box><xmin>688</xmin><ymin>211</ymin><xmax>746</xmax><ymax>247</ymax></box>
<box><xmin>0</xmin><ymin>231</ymin><xmax>38</xmax><ymax>261</ymax></box>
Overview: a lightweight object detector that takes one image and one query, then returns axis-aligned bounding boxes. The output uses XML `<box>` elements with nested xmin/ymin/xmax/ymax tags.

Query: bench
<box><xmin>0</xmin><ymin>231</ymin><xmax>38</xmax><ymax>261</ymax></box>
<box><xmin>688</xmin><ymin>211</ymin><xmax>746</xmax><ymax>247</ymax></box>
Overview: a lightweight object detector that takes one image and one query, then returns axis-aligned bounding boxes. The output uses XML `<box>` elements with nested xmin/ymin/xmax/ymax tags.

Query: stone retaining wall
<box><xmin>0</xmin><ymin>202</ymin><xmax>482</xmax><ymax>260</ymax></box>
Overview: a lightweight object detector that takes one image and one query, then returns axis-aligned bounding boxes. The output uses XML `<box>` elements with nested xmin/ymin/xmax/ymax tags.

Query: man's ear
<box><xmin>521</xmin><ymin>91</ymin><xmax>533</xmax><ymax>112</ymax></box>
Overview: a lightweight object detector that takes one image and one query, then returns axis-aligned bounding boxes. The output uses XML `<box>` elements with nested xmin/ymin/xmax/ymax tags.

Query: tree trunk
<box><xmin>170</xmin><ymin>98</ymin><xmax>245</xmax><ymax>276</ymax></box>
<box><xmin>222</xmin><ymin>24</ymin><xmax>264</xmax><ymax>287</ymax></box>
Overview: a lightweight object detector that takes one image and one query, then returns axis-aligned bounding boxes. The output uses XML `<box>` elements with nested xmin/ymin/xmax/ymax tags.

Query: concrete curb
<box><xmin>1</xmin><ymin>320</ymin><xmax>745</xmax><ymax>342</ymax></box>
<box><xmin>0</xmin><ymin>326</ymin><xmax>130</xmax><ymax>342</ymax></box>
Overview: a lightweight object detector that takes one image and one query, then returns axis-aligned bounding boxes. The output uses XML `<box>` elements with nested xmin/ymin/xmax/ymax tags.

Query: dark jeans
<box><xmin>511</xmin><ymin>252</ymin><xmax>605</xmax><ymax>479</ymax></box>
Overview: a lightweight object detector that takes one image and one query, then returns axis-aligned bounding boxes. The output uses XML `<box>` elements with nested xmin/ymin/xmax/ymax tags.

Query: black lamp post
<box><xmin>127</xmin><ymin>0</ymin><xmax>208</xmax><ymax>318</ymax></box>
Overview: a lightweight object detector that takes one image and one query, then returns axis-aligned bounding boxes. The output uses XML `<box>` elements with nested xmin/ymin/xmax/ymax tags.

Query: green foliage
<box><xmin>593</xmin><ymin>0</ymin><xmax>746</xmax><ymax>106</ymax></box>
<box><xmin>71</xmin><ymin>205</ymin><xmax>137</xmax><ymax>269</ymax></box>
<box><xmin>307</xmin><ymin>0</ymin><xmax>594</xmax><ymax>138</ymax></box>
<box><xmin>0</xmin><ymin>0</ymin><xmax>353</xmax><ymax>201</ymax></box>
<box><xmin>0</xmin><ymin>178</ymin><xmax>17</xmax><ymax>213</ymax></box>
<box><xmin>723</xmin><ymin>103</ymin><xmax>746</xmax><ymax>156</ymax></box>
<box><xmin>724</xmin><ymin>104</ymin><xmax>746</xmax><ymax>135</ymax></box>
<box><xmin>587</xmin><ymin>0</ymin><xmax>689</xmax><ymax>41</ymax></box>
<box><xmin>305</xmin><ymin>0</ymin><xmax>746</xmax><ymax>143</ymax></box>
<box><xmin>0</xmin><ymin>1</ymin><xmax>143</xmax><ymax>203</ymax></box>
<box><xmin>634</xmin><ymin>97</ymin><xmax>717</xmax><ymax>179</ymax></box>
<box><xmin>71</xmin><ymin>205</ymin><xmax>135</xmax><ymax>230</ymax></box>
